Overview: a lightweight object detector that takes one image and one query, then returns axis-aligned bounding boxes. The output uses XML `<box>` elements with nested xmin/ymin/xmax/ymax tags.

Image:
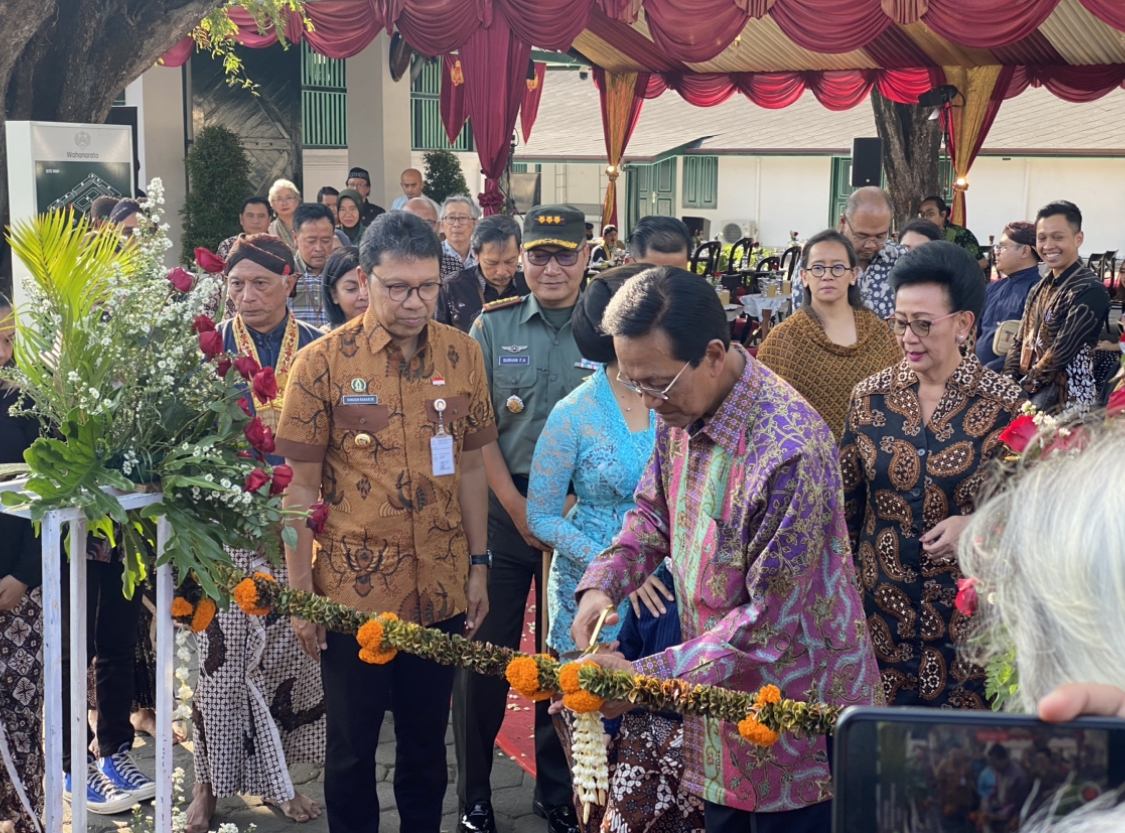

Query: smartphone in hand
<box><xmin>833</xmin><ymin>706</ymin><xmax>1125</xmax><ymax>833</ymax></box>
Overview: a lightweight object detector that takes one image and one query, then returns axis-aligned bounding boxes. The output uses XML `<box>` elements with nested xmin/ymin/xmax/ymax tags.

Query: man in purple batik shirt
<box><xmin>571</xmin><ymin>267</ymin><xmax>882</xmax><ymax>833</ymax></box>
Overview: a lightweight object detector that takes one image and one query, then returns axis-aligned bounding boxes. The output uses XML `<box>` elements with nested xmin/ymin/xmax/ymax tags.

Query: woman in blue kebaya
<box><xmin>527</xmin><ymin>265</ymin><xmax>656</xmax><ymax>655</ymax></box>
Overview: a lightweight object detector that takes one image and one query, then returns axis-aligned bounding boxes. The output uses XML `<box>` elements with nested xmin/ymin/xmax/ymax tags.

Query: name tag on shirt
<box><xmin>342</xmin><ymin>395</ymin><xmax>379</xmax><ymax>405</ymax></box>
<box><xmin>431</xmin><ymin>434</ymin><xmax>455</xmax><ymax>476</ymax></box>
<box><xmin>498</xmin><ymin>356</ymin><xmax>530</xmax><ymax>366</ymax></box>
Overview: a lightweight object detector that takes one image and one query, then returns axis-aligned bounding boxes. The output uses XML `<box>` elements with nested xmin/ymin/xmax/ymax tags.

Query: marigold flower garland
<box><xmin>215</xmin><ymin>566</ymin><xmax>842</xmax><ymax>745</ymax></box>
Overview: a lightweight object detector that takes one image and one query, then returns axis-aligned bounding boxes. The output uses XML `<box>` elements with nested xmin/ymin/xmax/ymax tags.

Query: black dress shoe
<box><xmin>459</xmin><ymin>800</ymin><xmax>497</xmax><ymax>833</ymax></box>
<box><xmin>544</xmin><ymin>803</ymin><xmax>580</xmax><ymax>833</ymax></box>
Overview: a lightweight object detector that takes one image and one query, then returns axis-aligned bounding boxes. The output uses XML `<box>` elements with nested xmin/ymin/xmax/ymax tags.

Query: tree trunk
<box><xmin>0</xmin><ymin>0</ymin><xmax>224</xmax><ymax>292</ymax></box>
<box><xmin>871</xmin><ymin>90</ymin><xmax>943</xmax><ymax>231</ymax></box>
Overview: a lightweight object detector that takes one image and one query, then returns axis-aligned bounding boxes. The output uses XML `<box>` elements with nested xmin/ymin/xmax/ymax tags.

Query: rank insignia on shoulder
<box><xmin>481</xmin><ymin>296</ymin><xmax>523</xmax><ymax>312</ymax></box>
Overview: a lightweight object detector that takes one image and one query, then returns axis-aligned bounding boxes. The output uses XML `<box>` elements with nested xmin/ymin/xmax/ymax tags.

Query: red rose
<box><xmin>199</xmin><ymin>330</ymin><xmax>223</xmax><ymax>362</ymax></box>
<box><xmin>252</xmin><ymin>366</ymin><xmax>278</xmax><ymax>403</ymax></box>
<box><xmin>194</xmin><ymin>247</ymin><xmax>226</xmax><ymax>274</ymax></box>
<box><xmin>167</xmin><ymin>267</ymin><xmax>194</xmax><ymax>293</ymax></box>
<box><xmin>269</xmin><ymin>464</ymin><xmax>293</xmax><ymax>496</ymax></box>
<box><xmin>1108</xmin><ymin>387</ymin><xmax>1125</xmax><ymax>417</ymax></box>
<box><xmin>192</xmin><ymin>314</ymin><xmax>216</xmax><ymax>334</ymax></box>
<box><xmin>307</xmin><ymin>500</ymin><xmax>329</xmax><ymax>535</ymax></box>
<box><xmin>244</xmin><ymin>468</ymin><xmax>270</xmax><ymax>493</ymax></box>
<box><xmin>238</xmin><ymin>397</ymin><xmax>253</xmax><ymax>416</ymax></box>
<box><xmin>234</xmin><ymin>355</ymin><xmax>260</xmax><ymax>380</ymax></box>
<box><xmin>216</xmin><ymin>357</ymin><xmax>233</xmax><ymax>379</ymax></box>
<box><xmin>244</xmin><ymin>416</ymin><xmax>265</xmax><ymax>446</ymax></box>
<box><xmin>955</xmin><ymin>577</ymin><xmax>978</xmax><ymax>617</ymax></box>
<box><xmin>259</xmin><ymin>425</ymin><xmax>276</xmax><ymax>455</ymax></box>
<box><xmin>997</xmin><ymin>414</ymin><xmax>1037</xmax><ymax>453</ymax></box>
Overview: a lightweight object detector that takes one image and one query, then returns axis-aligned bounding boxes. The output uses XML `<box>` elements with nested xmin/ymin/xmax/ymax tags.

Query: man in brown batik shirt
<box><xmin>276</xmin><ymin>211</ymin><xmax>496</xmax><ymax>833</ymax></box>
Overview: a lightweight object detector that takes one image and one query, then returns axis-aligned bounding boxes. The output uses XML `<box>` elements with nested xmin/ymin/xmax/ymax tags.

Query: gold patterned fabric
<box><xmin>275</xmin><ymin>312</ymin><xmax>498</xmax><ymax>624</ymax></box>
<box><xmin>757</xmin><ymin>307</ymin><xmax>902</xmax><ymax>442</ymax></box>
<box><xmin>840</xmin><ymin>354</ymin><xmax>1023</xmax><ymax>708</ymax></box>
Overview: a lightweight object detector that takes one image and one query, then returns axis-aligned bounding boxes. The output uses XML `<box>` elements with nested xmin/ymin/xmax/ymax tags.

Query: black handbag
<box><xmin>1029</xmin><ymin>381</ymin><xmax>1061</xmax><ymax>412</ymax></box>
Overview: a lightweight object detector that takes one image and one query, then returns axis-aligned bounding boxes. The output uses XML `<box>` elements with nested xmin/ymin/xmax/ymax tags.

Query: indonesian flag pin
<box><xmin>432</xmin><ymin>375</ymin><xmax>446</xmax><ymax>386</ymax></box>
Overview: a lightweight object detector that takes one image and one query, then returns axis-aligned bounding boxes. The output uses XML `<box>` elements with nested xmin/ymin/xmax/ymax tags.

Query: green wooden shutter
<box><xmin>301</xmin><ymin>42</ymin><xmax>347</xmax><ymax>148</ymax></box>
<box><xmin>682</xmin><ymin>156</ymin><xmax>718</xmax><ymax>209</ymax></box>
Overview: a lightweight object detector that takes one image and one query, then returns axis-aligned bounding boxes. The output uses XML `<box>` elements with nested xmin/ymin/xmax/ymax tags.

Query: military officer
<box><xmin>453</xmin><ymin>206</ymin><xmax>592</xmax><ymax>833</ymax></box>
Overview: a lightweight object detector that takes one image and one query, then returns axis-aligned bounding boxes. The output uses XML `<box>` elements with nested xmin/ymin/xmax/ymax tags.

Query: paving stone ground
<box><xmin>74</xmin><ymin>716</ymin><xmax>541</xmax><ymax>833</ymax></box>
<box><xmin>68</xmin><ymin>638</ymin><xmax>544</xmax><ymax>833</ymax></box>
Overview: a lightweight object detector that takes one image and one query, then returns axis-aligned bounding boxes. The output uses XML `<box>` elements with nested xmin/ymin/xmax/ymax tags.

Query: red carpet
<box><xmin>494</xmin><ymin>588</ymin><xmax>539</xmax><ymax>778</ymax></box>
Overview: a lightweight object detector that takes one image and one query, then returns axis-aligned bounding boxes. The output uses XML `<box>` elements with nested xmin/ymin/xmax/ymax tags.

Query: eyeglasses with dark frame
<box><xmin>525</xmin><ymin>249</ymin><xmax>582</xmax><ymax>268</ymax></box>
<box><xmin>844</xmin><ymin>217</ymin><xmax>890</xmax><ymax>247</ymax></box>
<box><xmin>886</xmin><ymin>310</ymin><xmax>959</xmax><ymax>337</ymax></box>
<box><xmin>804</xmin><ymin>264</ymin><xmax>854</xmax><ymax>278</ymax></box>
<box><xmin>616</xmin><ymin>360</ymin><xmax>691</xmax><ymax>400</ymax></box>
<box><xmin>370</xmin><ymin>271</ymin><xmax>442</xmax><ymax>303</ymax></box>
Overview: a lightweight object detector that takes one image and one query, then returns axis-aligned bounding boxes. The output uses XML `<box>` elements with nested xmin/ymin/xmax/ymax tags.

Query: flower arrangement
<box><xmin>221</xmin><ymin>567</ymin><xmax>842</xmax><ymax>739</ymax></box>
<box><xmin>3</xmin><ymin>181</ymin><xmax>305</xmax><ymax>599</ymax></box>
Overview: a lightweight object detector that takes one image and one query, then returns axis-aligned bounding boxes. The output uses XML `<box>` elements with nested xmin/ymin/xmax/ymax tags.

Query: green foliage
<box><xmin>985</xmin><ymin>644</ymin><xmax>1021</xmax><ymax>711</ymax></box>
<box><xmin>423</xmin><ymin>149</ymin><xmax>471</xmax><ymax>206</ymax></box>
<box><xmin>194</xmin><ymin>1</ymin><xmax>312</xmax><ymax>92</ymax></box>
<box><xmin>181</xmin><ymin>124</ymin><xmax>252</xmax><ymax>264</ymax></box>
<box><xmin>4</xmin><ymin>182</ymin><xmax>305</xmax><ymax>598</ymax></box>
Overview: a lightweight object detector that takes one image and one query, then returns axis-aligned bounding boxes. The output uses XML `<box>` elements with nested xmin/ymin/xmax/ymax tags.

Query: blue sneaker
<box><xmin>97</xmin><ymin>743</ymin><xmax>156</xmax><ymax>802</ymax></box>
<box><xmin>64</xmin><ymin>758</ymin><xmax>137</xmax><ymax>815</ymax></box>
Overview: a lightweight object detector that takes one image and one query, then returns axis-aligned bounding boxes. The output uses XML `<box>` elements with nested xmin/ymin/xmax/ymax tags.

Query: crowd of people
<box><xmin>2</xmin><ymin>163</ymin><xmax>1125</xmax><ymax>833</ymax></box>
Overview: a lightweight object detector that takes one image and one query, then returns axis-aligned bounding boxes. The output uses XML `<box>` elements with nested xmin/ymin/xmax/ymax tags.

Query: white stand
<box><xmin>0</xmin><ymin>482</ymin><xmax>172</xmax><ymax>832</ymax></box>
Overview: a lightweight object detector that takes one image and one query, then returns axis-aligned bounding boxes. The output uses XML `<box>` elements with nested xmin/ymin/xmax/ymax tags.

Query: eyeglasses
<box><xmin>443</xmin><ymin>215</ymin><xmax>475</xmax><ymax>226</ymax></box>
<box><xmin>525</xmin><ymin>249</ymin><xmax>581</xmax><ymax>267</ymax></box>
<box><xmin>273</xmin><ymin>194</ymin><xmax>298</xmax><ymax>205</ymax></box>
<box><xmin>804</xmin><ymin>264</ymin><xmax>853</xmax><ymax>278</ymax></box>
<box><xmin>616</xmin><ymin>361</ymin><xmax>691</xmax><ymax>400</ymax></box>
<box><xmin>845</xmin><ymin>218</ymin><xmax>889</xmax><ymax>247</ymax></box>
<box><xmin>887</xmin><ymin>310</ymin><xmax>959</xmax><ymax>337</ymax></box>
<box><xmin>370</xmin><ymin>272</ymin><xmax>442</xmax><ymax>303</ymax></box>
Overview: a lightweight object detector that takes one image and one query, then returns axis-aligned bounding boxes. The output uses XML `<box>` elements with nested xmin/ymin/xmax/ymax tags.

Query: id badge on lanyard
<box><xmin>431</xmin><ymin>398</ymin><xmax>455</xmax><ymax>476</ymax></box>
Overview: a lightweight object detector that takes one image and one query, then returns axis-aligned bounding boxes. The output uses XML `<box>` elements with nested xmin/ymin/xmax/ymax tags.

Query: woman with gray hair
<box><xmin>960</xmin><ymin>424</ymin><xmax>1125</xmax><ymax>711</ymax></box>
<box><xmin>958</xmin><ymin>424</ymin><xmax>1125</xmax><ymax>831</ymax></box>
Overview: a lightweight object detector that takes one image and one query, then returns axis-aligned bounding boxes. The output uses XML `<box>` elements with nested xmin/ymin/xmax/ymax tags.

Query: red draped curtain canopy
<box><xmin>157</xmin><ymin>0</ymin><xmax>1125</xmax><ymax>227</ymax></box>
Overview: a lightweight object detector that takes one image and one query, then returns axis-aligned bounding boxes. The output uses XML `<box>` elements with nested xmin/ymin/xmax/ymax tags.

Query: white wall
<box><xmin>346</xmin><ymin>34</ymin><xmax>413</xmax><ymax>210</ymax></box>
<box><xmin>967</xmin><ymin>156</ymin><xmax>1125</xmax><ymax>256</ymax></box>
<box><xmin>302</xmin><ymin>149</ymin><xmax>350</xmax><ymax>202</ymax></box>
<box><xmin>130</xmin><ymin>66</ymin><xmax>187</xmax><ymax>263</ymax></box>
<box><xmin>692</xmin><ymin>156</ymin><xmax>833</xmax><ymax>248</ymax></box>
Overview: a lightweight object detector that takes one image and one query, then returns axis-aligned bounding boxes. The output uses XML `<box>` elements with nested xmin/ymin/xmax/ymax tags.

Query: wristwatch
<box><xmin>469</xmin><ymin>552</ymin><xmax>492</xmax><ymax>568</ymax></box>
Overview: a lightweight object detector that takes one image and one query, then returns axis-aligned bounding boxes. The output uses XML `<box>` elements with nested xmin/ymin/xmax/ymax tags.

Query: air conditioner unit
<box><xmin>719</xmin><ymin>220</ymin><xmax>757</xmax><ymax>245</ymax></box>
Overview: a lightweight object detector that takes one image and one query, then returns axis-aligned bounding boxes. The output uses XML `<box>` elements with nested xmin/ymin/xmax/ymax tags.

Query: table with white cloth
<box><xmin>739</xmin><ymin>294</ymin><xmax>792</xmax><ymax>319</ymax></box>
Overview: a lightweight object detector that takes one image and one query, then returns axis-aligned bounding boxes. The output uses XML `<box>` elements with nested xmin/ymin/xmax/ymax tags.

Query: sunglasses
<box><xmin>525</xmin><ymin>249</ymin><xmax>581</xmax><ymax>267</ymax></box>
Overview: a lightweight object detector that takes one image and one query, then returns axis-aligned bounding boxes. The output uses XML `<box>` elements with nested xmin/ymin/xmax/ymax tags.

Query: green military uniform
<box><xmin>454</xmin><ymin>204</ymin><xmax>590</xmax><ymax>824</ymax></box>
<box><xmin>471</xmin><ymin>294</ymin><xmax>590</xmax><ymax>476</ymax></box>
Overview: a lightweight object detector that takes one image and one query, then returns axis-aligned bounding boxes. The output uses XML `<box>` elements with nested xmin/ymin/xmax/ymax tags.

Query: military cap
<box><xmin>523</xmin><ymin>205</ymin><xmax>586</xmax><ymax>251</ymax></box>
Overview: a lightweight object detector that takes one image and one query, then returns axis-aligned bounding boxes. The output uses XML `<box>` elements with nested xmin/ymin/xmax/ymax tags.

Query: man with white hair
<box><xmin>793</xmin><ymin>186</ymin><xmax>907</xmax><ymax>320</ymax></box>
<box><xmin>401</xmin><ymin>196</ymin><xmax>462</xmax><ymax>281</ymax></box>
<box><xmin>441</xmin><ymin>195</ymin><xmax>480</xmax><ymax>273</ymax></box>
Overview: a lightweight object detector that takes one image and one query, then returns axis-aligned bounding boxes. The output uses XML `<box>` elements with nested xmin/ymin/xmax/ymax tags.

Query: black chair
<box><xmin>1088</xmin><ymin>252</ymin><xmax>1105</xmax><ymax>282</ymax></box>
<box><xmin>690</xmin><ymin>241</ymin><xmax>722</xmax><ymax>277</ymax></box>
<box><xmin>725</xmin><ymin>238</ymin><xmax>756</xmax><ymax>274</ymax></box>
<box><xmin>1102</xmin><ymin>250</ymin><xmax>1118</xmax><ymax>287</ymax></box>
<box><xmin>779</xmin><ymin>246</ymin><xmax>801</xmax><ymax>280</ymax></box>
<box><xmin>755</xmin><ymin>256</ymin><xmax>781</xmax><ymax>275</ymax></box>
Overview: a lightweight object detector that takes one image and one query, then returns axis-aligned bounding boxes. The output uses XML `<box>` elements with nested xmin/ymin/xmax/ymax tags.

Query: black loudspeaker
<box><xmin>851</xmin><ymin>138</ymin><xmax>884</xmax><ymax>188</ymax></box>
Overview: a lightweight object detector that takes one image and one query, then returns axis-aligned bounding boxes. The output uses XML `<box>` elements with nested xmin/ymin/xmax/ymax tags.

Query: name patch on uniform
<box><xmin>342</xmin><ymin>395</ymin><xmax>380</xmax><ymax>405</ymax></box>
<box><xmin>498</xmin><ymin>356</ymin><xmax>530</xmax><ymax>366</ymax></box>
